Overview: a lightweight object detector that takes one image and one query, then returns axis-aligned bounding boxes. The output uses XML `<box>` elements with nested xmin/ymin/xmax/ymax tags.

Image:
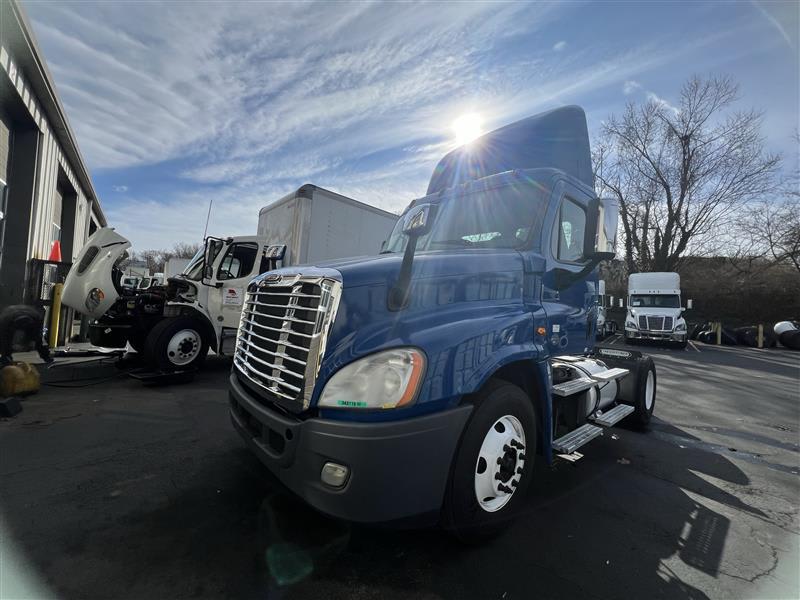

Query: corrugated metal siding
<box><xmin>0</xmin><ymin>44</ymin><xmax>93</xmax><ymax>262</ymax></box>
<box><xmin>0</xmin><ymin>110</ymin><xmax>10</xmax><ymax>184</ymax></box>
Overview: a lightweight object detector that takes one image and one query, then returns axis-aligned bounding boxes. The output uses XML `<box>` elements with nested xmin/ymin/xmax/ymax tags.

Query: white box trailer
<box><xmin>163</xmin><ymin>257</ymin><xmax>190</xmax><ymax>280</ymax></box>
<box><xmin>258</xmin><ymin>184</ymin><xmax>397</xmax><ymax>266</ymax></box>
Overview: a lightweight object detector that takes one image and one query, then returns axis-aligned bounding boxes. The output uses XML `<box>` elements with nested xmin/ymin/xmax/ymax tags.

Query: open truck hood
<box><xmin>62</xmin><ymin>228</ymin><xmax>131</xmax><ymax>318</ymax></box>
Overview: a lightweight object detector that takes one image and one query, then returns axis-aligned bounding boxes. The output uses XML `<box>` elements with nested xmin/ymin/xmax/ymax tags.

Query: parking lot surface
<box><xmin>1</xmin><ymin>343</ymin><xmax>798</xmax><ymax>599</ymax></box>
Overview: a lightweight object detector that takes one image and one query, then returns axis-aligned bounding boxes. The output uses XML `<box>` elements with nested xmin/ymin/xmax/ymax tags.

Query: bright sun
<box><xmin>452</xmin><ymin>112</ymin><xmax>483</xmax><ymax>146</ymax></box>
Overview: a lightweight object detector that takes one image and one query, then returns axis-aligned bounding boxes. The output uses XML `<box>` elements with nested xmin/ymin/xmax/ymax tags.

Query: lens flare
<box><xmin>452</xmin><ymin>112</ymin><xmax>483</xmax><ymax>146</ymax></box>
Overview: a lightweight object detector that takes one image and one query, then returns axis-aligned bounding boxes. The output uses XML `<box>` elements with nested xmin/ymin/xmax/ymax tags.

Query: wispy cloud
<box><xmin>22</xmin><ymin>0</ymin><xmax>797</xmax><ymax>249</ymax></box>
<box><xmin>623</xmin><ymin>80</ymin><xmax>641</xmax><ymax>95</ymax></box>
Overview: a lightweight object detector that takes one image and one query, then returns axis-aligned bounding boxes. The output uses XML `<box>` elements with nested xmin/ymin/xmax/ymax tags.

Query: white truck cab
<box><xmin>596</xmin><ymin>279</ymin><xmax>617</xmax><ymax>338</ymax></box>
<box><xmin>62</xmin><ymin>228</ymin><xmax>281</xmax><ymax>370</ymax></box>
<box><xmin>624</xmin><ymin>272</ymin><xmax>690</xmax><ymax>348</ymax></box>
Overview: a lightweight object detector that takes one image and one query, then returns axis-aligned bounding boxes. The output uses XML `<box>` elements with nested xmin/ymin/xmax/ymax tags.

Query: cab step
<box><xmin>552</xmin><ymin>423</ymin><xmax>603</xmax><ymax>453</ymax></box>
<box><xmin>591</xmin><ymin>367</ymin><xmax>629</xmax><ymax>382</ymax></box>
<box><xmin>591</xmin><ymin>403</ymin><xmax>635</xmax><ymax>427</ymax></box>
<box><xmin>552</xmin><ymin>377</ymin><xmax>596</xmax><ymax>397</ymax></box>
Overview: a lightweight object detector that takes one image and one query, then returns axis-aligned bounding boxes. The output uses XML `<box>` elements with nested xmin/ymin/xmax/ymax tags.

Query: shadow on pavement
<box><xmin>2</xmin><ymin>413</ymin><xmax>767</xmax><ymax>600</ymax></box>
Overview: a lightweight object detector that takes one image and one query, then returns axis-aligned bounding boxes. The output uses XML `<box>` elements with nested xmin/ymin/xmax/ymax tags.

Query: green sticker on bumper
<box><xmin>336</xmin><ymin>400</ymin><xmax>368</xmax><ymax>408</ymax></box>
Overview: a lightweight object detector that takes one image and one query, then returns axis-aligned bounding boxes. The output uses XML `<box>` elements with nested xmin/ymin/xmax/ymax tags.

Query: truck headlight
<box><xmin>675</xmin><ymin>322</ymin><xmax>686</xmax><ymax>332</ymax></box>
<box><xmin>318</xmin><ymin>348</ymin><xmax>426</xmax><ymax>409</ymax></box>
<box><xmin>85</xmin><ymin>288</ymin><xmax>105</xmax><ymax>311</ymax></box>
<box><xmin>625</xmin><ymin>319</ymin><xmax>637</xmax><ymax>329</ymax></box>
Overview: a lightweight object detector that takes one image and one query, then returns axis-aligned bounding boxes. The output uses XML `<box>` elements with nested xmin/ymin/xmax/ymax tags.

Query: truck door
<box><xmin>208</xmin><ymin>238</ymin><xmax>265</xmax><ymax>329</ymax></box>
<box><xmin>541</xmin><ymin>180</ymin><xmax>597</xmax><ymax>356</ymax></box>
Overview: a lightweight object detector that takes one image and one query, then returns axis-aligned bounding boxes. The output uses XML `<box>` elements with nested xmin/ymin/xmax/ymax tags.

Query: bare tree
<box><xmin>731</xmin><ymin>132</ymin><xmax>800</xmax><ymax>275</ymax></box>
<box><xmin>594</xmin><ymin>75</ymin><xmax>781</xmax><ymax>273</ymax></box>
<box><xmin>130</xmin><ymin>242</ymin><xmax>201</xmax><ymax>273</ymax></box>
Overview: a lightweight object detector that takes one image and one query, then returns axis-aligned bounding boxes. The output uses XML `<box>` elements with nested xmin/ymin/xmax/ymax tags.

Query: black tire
<box><xmin>144</xmin><ymin>316</ymin><xmax>209</xmax><ymax>371</ymax></box>
<box><xmin>675</xmin><ymin>339</ymin><xmax>688</xmax><ymax>350</ymax></box>
<box><xmin>779</xmin><ymin>330</ymin><xmax>800</xmax><ymax>350</ymax></box>
<box><xmin>624</xmin><ymin>334</ymin><xmax>637</xmax><ymax>346</ymax></box>
<box><xmin>625</xmin><ymin>356</ymin><xmax>656</xmax><ymax>429</ymax></box>
<box><xmin>442</xmin><ymin>380</ymin><xmax>537</xmax><ymax>542</ymax></box>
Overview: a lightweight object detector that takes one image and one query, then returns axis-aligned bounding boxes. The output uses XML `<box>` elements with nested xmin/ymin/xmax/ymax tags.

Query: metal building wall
<box><xmin>0</xmin><ymin>45</ymin><xmax>94</xmax><ymax>264</ymax></box>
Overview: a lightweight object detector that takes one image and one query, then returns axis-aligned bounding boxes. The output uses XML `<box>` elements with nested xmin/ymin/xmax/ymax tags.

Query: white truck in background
<box><xmin>624</xmin><ymin>272</ymin><xmax>691</xmax><ymax>348</ymax></box>
<box><xmin>62</xmin><ymin>184</ymin><xmax>397</xmax><ymax>371</ymax></box>
<box><xmin>596</xmin><ymin>279</ymin><xmax>617</xmax><ymax>339</ymax></box>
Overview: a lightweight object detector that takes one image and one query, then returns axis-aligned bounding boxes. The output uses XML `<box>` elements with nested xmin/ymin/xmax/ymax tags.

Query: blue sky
<box><xmin>23</xmin><ymin>0</ymin><xmax>799</xmax><ymax>250</ymax></box>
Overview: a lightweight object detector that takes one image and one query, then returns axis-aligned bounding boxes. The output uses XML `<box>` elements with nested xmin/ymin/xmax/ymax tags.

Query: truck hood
<box><xmin>309</xmin><ymin>248</ymin><xmax>524</xmax><ymax>289</ymax></box>
<box><xmin>62</xmin><ymin>228</ymin><xmax>130</xmax><ymax>318</ymax></box>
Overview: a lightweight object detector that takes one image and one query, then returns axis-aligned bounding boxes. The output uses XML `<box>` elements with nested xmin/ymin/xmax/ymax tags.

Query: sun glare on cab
<box><xmin>452</xmin><ymin>112</ymin><xmax>483</xmax><ymax>146</ymax></box>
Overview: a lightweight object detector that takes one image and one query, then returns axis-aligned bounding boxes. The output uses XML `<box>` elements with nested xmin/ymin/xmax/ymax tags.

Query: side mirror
<box><xmin>266</xmin><ymin>244</ymin><xmax>286</xmax><ymax>261</ymax></box>
<box><xmin>388</xmin><ymin>203</ymin><xmax>434</xmax><ymax>311</ymax></box>
<box><xmin>402</xmin><ymin>204</ymin><xmax>433</xmax><ymax>237</ymax></box>
<box><xmin>687</xmin><ymin>299</ymin><xmax>693</xmax><ymax>310</ymax></box>
<box><xmin>584</xmin><ymin>197</ymin><xmax>618</xmax><ymax>261</ymax></box>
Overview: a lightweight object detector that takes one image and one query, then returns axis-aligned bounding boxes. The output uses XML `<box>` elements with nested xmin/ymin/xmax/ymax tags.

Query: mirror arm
<box><xmin>553</xmin><ymin>256</ymin><xmax>604</xmax><ymax>291</ymax></box>
<box><xmin>388</xmin><ymin>236</ymin><xmax>419</xmax><ymax>311</ymax></box>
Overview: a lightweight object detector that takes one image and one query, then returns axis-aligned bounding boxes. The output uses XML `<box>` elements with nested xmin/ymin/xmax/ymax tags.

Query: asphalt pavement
<box><xmin>1</xmin><ymin>341</ymin><xmax>798</xmax><ymax>599</ymax></box>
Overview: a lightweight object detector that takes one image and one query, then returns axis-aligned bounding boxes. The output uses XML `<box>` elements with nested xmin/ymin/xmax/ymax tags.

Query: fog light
<box><xmin>320</xmin><ymin>462</ymin><xmax>349</xmax><ymax>488</ymax></box>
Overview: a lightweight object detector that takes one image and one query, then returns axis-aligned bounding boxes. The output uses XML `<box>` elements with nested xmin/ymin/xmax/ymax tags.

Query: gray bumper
<box><xmin>229</xmin><ymin>373</ymin><xmax>472</xmax><ymax>523</ymax></box>
<box><xmin>625</xmin><ymin>329</ymin><xmax>685</xmax><ymax>342</ymax></box>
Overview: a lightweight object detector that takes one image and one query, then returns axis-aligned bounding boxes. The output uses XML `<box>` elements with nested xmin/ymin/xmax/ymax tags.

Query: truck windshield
<box><xmin>630</xmin><ymin>294</ymin><xmax>681</xmax><ymax>308</ymax></box>
<box><xmin>384</xmin><ymin>181</ymin><xmax>546</xmax><ymax>253</ymax></box>
<box><xmin>183</xmin><ymin>242</ymin><xmax>224</xmax><ymax>281</ymax></box>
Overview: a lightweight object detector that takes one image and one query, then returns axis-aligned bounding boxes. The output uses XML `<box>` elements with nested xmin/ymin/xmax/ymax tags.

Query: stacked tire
<box><xmin>775</xmin><ymin>321</ymin><xmax>800</xmax><ymax>351</ymax></box>
<box><xmin>733</xmin><ymin>326</ymin><xmax>777</xmax><ymax>348</ymax></box>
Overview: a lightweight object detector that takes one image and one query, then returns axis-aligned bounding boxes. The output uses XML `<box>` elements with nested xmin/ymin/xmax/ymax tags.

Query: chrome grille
<box><xmin>638</xmin><ymin>316</ymin><xmax>673</xmax><ymax>331</ymax></box>
<box><xmin>234</xmin><ymin>273</ymin><xmax>342</xmax><ymax>410</ymax></box>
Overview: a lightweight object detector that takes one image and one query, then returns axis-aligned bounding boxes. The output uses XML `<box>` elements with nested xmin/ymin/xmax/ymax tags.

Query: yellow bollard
<box><xmin>49</xmin><ymin>283</ymin><xmax>63</xmax><ymax>348</ymax></box>
<box><xmin>757</xmin><ymin>324</ymin><xmax>764</xmax><ymax>349</ymax></box>
<box><xmin>715</xmin><ymin>321</ymin><xmax>722</xmax><ymax>346</ymax></box>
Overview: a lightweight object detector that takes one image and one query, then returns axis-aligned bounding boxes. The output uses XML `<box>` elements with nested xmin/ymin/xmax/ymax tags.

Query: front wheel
<box><xmin>145</xmin><ymin>316</ymin><xmax>209</xmax><ymax>371</ymax></box>
<box><xmin>443</xmin><ymin>380</ymin><xmax>536</xmax><ymax>541</ymax></box>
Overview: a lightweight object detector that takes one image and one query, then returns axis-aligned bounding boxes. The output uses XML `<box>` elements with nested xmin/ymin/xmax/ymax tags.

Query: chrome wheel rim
<box><xmin>166</xmin><ymin>329</ymin><xmax>201</xmax><ymax>366</ymax></box>
<box><xmin>474</xmin><ymin>415</ymin><xmax>527</xmax><ymax>513</ymax></box>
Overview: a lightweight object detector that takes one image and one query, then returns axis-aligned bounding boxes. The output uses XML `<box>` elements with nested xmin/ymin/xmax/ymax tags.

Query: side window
<box><xmin>217</xmin><ymin>242</ymin><xmax>258</xmax><ymax>280</ymax></box>
<box><xmin>552</xmin><ymin>197</ymin><xmax>586</xmax><ymax>262</ymax></box>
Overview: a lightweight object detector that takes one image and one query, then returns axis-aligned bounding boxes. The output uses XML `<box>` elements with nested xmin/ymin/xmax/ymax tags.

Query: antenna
<box><xmin>202</xmin><ymin>199</ymin><xmax>213</xmax><ymax>239</ymax></box>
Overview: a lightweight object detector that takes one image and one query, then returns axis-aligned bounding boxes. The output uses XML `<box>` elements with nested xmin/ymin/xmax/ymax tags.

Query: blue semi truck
<box><xmin>228</xmin><ymin>106</ymin><xmax>657</xmax><ymax>537</ymax></box>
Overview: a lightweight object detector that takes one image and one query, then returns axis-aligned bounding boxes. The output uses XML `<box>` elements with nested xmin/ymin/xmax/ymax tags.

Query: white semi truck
<box><xmin>62</xmin><ymin>185</ymin><xmax>397</xmax><ymax>370</ymax></box>
<box><xmin>624</xmin><ymin>272</ymin><xmax>690</xmax><ymax>348</ymax></box>
<box><xmin>596</xmin><ymin>279</ymin><xmax>617</xmax><ymax>339</ymax></box>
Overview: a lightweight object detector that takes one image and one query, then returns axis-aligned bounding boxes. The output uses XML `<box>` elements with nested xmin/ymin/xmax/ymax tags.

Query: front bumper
<box><xmin>625</xmin><ymin>328</ymin><xmax>686</xmax><ymax>342</ymax></box>
<box><xmin>229</xmin><ymin>373</ymin><xmax>472</xmax><ymax>523</ymax></box>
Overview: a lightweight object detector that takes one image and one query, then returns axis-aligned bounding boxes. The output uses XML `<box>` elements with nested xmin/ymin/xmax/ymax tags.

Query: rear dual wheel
<box><xmin>443</xmin><ymin>380</ymin><xmax>536</xmax><ymax>541</ymax></box>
